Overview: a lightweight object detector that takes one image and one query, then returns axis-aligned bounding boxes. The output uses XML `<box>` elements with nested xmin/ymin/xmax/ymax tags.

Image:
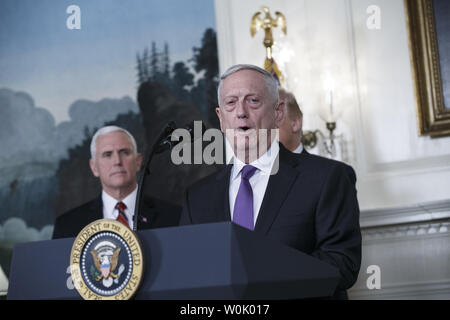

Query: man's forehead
<box><xmin>224</xmin><ymin>69</ymin><xmax>265</xmax><ymax>84</ymax></box>
<box><xmin>96</xmin><ymin>131</ymin><xmax>133</xmax><ymax>150</ymax></box>
<box><xmin>221</xmin><ymin>72</ymin><xmax>267</xmax><ymax>96</ymax></box>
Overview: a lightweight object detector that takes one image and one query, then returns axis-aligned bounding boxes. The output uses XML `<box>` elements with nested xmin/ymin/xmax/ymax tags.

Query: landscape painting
<box><xmin>0</xmin><ymin>0</ymin><xmax>219</xmax><ymax>284</ymax></box>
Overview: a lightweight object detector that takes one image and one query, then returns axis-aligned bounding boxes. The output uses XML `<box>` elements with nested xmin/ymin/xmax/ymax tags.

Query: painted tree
<box><xmin>191</xmin><ymin>28</ymin><xmax>219</xmax><ymax>128</ymax></box>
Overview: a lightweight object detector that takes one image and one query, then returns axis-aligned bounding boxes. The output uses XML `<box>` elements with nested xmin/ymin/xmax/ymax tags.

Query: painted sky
<box><xmin>0</xmin><ymin>0</ymin><xmax>216</xmax><ymax>123</ymax></box>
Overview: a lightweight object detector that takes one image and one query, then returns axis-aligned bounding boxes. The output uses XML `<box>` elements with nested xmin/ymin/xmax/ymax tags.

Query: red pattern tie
<box><xmin>115</xmin><ymin>202</ymin><xmax>130</xmax><ymax>228</ymax></box>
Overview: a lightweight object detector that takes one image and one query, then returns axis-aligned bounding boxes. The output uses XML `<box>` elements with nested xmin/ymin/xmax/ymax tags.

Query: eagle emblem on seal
<box><xmin>90</xmin><ymin>241</ymin><xmax>124</xmax><ymax>287</ymax></box>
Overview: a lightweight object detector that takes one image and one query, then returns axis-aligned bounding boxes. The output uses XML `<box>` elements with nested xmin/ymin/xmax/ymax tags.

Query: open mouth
<box><xmin>237</xmin><ymin>126</ymin><xmax>253</xmax><ymax>132</ymax></box>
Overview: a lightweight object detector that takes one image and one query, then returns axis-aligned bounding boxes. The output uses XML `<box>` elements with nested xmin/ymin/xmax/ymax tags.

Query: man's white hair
<box><xmin>90</xmin><ymin>126</ymin><xmax>137</xmax><ymax>161</ymax></box>
<box><xmin>217</xmin><ymin>64</ymin><xmax>279</xmax><ymax>106</ymax></box>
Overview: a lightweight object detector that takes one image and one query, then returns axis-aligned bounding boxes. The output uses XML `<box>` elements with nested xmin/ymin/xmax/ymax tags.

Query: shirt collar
<box><xmin>293</xmin><ymin>143</ymin><xmax>304</xmax><ymax>154</ymax></box>
<box><xmin>231</xmin><ymin>142</ymin><xmax>280</xmax><ymax>181</ymax></box>
<box><xmin>102</xmin><ymin>186</ymin><xmax>138</xmax><ymax>217</ymax></box>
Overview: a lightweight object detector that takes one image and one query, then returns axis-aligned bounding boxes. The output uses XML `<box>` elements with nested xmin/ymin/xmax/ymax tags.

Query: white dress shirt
<box><xmin>293</xmin><ymin>143</ymin><xmax>304</xmax><ymax>154</ymax></box>
<box><xmin>229</xmin><ymin>142</ymin><xmax>280</xmax><ymax>227</ymax></box>
<box><xmin>102</xmin><ymin>186</ymin><xmax>137</xmax><ymax>229</ymax></box>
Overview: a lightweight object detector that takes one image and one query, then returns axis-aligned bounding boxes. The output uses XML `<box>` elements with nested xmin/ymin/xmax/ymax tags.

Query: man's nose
<box><xmin>112</xmin><ymin>152</ymin><xmax>122</xmax><ymax>165</ymax></box>
<box><xmin>236</xmin><ymin>100</ymin><xmax>249</xmax><ymax>118</ymax></box>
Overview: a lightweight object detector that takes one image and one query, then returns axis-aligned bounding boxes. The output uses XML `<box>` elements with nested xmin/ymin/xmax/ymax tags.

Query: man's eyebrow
<box><xmin>100</xmin><ymin>147</ymin><xmax>132</xmax><ymax>155</ymax></box>
<box><xmin>101</xmin><ymin>150</ymin><xmax>112</xmax><ymax>156</ymax></box>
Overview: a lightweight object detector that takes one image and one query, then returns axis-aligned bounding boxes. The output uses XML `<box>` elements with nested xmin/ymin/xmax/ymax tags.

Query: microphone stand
<box><xmin>133</xmin><ymin>121</ymin><xmax>176</xmax><ymax>231</ymax></box>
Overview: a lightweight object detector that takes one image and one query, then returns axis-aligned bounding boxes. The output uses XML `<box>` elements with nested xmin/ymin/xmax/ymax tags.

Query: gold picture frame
<box><xmin>405</xmin><ymin>0</ymin><xmax>450</xmax><ymax>137</ymax></box>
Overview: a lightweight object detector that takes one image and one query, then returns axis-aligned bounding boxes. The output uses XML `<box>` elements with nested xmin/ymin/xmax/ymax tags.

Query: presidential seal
<box><xmin>70</xmin><ymin>219</ymin><xmax>144</xmax><ymax>300</ymax></box>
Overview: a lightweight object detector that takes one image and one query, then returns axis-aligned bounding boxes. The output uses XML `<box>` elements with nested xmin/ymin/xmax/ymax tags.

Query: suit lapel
<box><xmin>254</xmin><ymin>145</ymin><xmax>302</xmax><ymax>234</ymax></box>
<box><xmin>214</xmin><ymin>164</ymin><xmax>233</xmax><ymax>222</ymax></box>
<box><xmin>136</xmin><ymin>200</ymin><xmax>156</xmax><ymax>229</ymax></box>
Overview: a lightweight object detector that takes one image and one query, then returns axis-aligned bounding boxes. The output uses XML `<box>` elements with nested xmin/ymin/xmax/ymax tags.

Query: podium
<box><xmin>7</xmin><ymin>222</ymin><xmax>340</xmax><ymax>299</ymax></box>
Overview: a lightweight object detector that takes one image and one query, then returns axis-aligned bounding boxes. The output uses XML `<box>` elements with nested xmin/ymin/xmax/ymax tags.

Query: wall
<box><xmin>214</xmin><ymin>0</ymin><xmax>450</xmax><ymax>299</ymax></box>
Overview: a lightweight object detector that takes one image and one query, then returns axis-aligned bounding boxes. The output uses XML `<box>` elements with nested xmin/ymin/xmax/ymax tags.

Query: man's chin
<box><xmin>108</xmin><ymin>177</ymin><xmax>134</xmax><ymax>188</ymax></box>
<box><xmin>233</xmin><ymin>144</ymin><xmax>259</xmax><ymax>162</ymax></box>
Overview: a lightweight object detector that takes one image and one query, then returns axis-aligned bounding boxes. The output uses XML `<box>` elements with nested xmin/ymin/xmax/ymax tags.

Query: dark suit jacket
<box><xmin>180</xmin><ymin>144</ymin><xmax>362</xmax><ymax>299</ymax></box>
<box><xmin>52</xmin><ymin>196</ymin><xmax>181</xmax><ymax>239</ymax></box>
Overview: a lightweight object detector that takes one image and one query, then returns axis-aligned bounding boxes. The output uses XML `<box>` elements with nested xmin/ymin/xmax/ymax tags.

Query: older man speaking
<box><xmin>180</xmin><ymin>64</ymin><xmax>361</xmax><ymax>299</ymax></box>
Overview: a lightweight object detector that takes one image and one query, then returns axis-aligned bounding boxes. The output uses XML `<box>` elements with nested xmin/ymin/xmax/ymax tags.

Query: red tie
<box><xmin>115</xmin><ymin>202</ymin><xmax>130</xmax><ymax>228</ymax></box>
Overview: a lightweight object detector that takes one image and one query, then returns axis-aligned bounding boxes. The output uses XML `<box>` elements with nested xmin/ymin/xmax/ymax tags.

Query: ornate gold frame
<box><xmin>405</xmin><ymin>0</ymin><xmax>450</xmax><ymax>137</ymax></box>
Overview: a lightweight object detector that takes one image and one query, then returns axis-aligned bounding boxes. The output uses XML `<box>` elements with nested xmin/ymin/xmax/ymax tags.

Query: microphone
<box><xmin>154</xmin><ymin>121</ymin><xmax>206</xmax><ymax>154</ymax></box>
<box><xmin>133</xmin><ymin>120</ymin><xmax>206</xmax><ymax>231</ymax></box>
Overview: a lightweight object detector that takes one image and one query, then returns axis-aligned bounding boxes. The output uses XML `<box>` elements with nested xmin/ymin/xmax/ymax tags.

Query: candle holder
<box><xmin>301</xmin><ymin>121</ymin><xmax>337</xmax><ymax>157</ymax></box>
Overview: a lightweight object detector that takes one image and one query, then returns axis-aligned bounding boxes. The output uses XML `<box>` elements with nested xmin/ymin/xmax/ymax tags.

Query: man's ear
<box><xmin>216</xmin><ymin>106</ymin><xmax>224</xmax><ymax>132</ymax></box>
<box><xmin>292</xmin><ymin>116</ymin><xmax>302</xmax><ymax>133</ymax></box>
<box><xmin>89</xmin><ymin>159</ymin><xmax>99</xmax><ymax>177</ymax></box>
<box><xmin>275</xmin><ymin>100</ymin><xmax>285</xmax><ymax>128</ymax></box>
<box><xmin>136</xmin><ymin>153</ymin><xmax>143</xmax><ymax>171</ymax></box>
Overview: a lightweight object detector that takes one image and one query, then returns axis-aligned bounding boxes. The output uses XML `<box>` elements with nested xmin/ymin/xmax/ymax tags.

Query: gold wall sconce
<box><xmin>250</xmin><ymin>6</ymin><xmax>340</xmax><ymax>158</ymax></box>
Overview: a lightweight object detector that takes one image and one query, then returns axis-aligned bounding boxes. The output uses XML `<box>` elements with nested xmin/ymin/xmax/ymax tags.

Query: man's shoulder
<box><xmin>65</xmin><ymin>196</ymin><xmax>100</xmax><ymax>214</ymax></box>
<box><xmin>53</xmin><ymin>196</ymin><xmax>102</xmax><ymax>239</ymax></box>
<box><xmin>186</xmin><ymin>165</ymin><xmax>230</xmax><ymax>192</ymax></box>
<box><xmin>141</xmin><ymin>196</ymin><xmax>182</xmax><ymax>228</ymax></box>
<box><xmin>143</xmin><ymin>196</ymin><xmax>180</xmax><ymax>214</ymax></box>
<box><xmin>55</xmin><ymin>197</ymin><xmax>101</xmax><ymax>224</ymax></box>
<box><xmin>296</xmin><ymin>151</ymin><xmax>356</xmax><ymax>182</ymax></box>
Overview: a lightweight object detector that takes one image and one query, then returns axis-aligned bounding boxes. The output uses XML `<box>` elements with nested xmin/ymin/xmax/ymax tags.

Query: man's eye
<box><xmin>103</xmin><ymin>152</ymin><xmax>112</xmax><ymax>158</ymax></box>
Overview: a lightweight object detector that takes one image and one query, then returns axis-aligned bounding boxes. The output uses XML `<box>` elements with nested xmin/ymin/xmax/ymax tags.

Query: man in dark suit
<box><xmin>53</xmin><ymin>126</ymin><xmax>180</xmax><ymax>239</ymax></box>
<box><xmin>179</xmin><ymin>64</ymin><xmax>361</xmax><ymax>299</ymax></box>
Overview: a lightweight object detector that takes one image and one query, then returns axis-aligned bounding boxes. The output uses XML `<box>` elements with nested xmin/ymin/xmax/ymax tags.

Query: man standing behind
<box><xmin>180</xmin><ymin>64</ymin><xmax>361</xmax><ymax>299</ymax></box>
<box><xmin>278</xmin><ymin>88</ymin><xmax>303</xmax><ymax>153</ymax></box>
<box><xmin>53</xmin><ymin>126</ymin><xmax>180</xmax><ymax>239</ymax></box>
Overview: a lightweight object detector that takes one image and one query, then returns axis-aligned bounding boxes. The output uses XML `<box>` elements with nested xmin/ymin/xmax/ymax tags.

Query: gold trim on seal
<box><xmin>70</xmin><ymin>219</ymin><xmax>144</xmax><ymax>300</ymax></box>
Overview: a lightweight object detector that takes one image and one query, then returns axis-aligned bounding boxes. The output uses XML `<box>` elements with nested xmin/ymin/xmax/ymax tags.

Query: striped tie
<box><xmin>115</xmin><ymin>201</ymin><xmax>129</xmax><ymax>228</ymax></box>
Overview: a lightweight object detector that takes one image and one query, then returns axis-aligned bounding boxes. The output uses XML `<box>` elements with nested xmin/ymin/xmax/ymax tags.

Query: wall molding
<box><xmin>349</xmin><ymin>280</ymin><xmax>450</xmax><ymax>300</ymax></box>
<box><xmin>360</xmin><ymin>199</ymin><xmax>450</xmax><ymax>228</ymax></box>
<box><xmin>354</xmin><ymin>199</ymin><xmax>450</xmax><ymax>300</ymax></box>
<box><xmin>362</xmin><ymin>220</ymin><xmax>449</xmax><ymax>244</ymax></box>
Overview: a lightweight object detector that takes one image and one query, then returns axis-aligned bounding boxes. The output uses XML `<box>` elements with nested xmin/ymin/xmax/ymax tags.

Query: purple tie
<box><xmin>233</xmin><ymin>165</ymin><xmax>258</xmax><ymax>230</ymax></box>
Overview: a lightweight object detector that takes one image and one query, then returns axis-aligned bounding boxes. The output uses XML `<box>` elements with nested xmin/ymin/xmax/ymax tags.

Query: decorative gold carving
<box><xmin>250</xmin><ymin>6</ymin><xmax>287</xmax><ymax>84</ymax></box>
<box><xmin>405</xmin><ymin>0</ymin><xmax>450</xmax><ymax>137</ymax></box>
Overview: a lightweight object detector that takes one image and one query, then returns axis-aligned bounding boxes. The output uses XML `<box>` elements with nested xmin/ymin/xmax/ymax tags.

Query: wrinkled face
<box><xmin>90</xmin><ymin>131</ymin><xmax>142</xmax><ymax>195</ymax></box>
<box><xmin>216</xmin><ymin>69</ymin><xmax>283</xmax><ymax>161</ymax></box>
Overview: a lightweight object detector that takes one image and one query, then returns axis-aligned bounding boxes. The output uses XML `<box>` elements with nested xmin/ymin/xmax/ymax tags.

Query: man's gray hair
<box><xmin>90</xmin><ymin>126</ymin><xmax>138</xmax><ymax>161</ymax></box>
<box><xmin>217</xmin><ymin>64</ymin><xmax>279</xmax><ymax>106</ymax></box>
